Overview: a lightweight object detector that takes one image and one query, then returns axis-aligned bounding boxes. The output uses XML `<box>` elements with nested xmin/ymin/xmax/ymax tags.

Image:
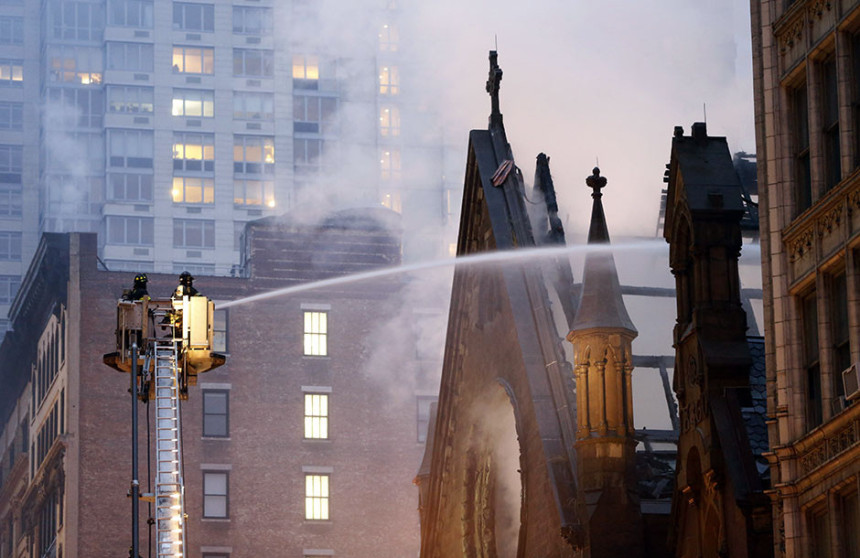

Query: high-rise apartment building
<box><xmin>751</xmin><ymin>1</ymin><xmax>860</xmax><ymax>556</ymax></box>
<box><xmin>0</xmin><ymin>0</ymin><xmax>460</xmax><ymax>338</ymax></box>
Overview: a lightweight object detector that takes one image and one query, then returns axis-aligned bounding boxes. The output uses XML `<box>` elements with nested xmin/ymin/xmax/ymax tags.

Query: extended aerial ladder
<box><xmin>104</xmin><ymin>294</ymin><xmax>225</xmax><ymax>558</ymax></box>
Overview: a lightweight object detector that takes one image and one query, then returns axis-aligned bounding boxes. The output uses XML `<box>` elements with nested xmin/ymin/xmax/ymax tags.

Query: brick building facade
<box><xmin>0</xmin><ymin>207</ymin><xmax>435</xmax><ymax>558</ymax></box>
<box><xmin>751</xmin><ymin>1</ymin><xmax>860</xmax><ymax>556</ymax></box>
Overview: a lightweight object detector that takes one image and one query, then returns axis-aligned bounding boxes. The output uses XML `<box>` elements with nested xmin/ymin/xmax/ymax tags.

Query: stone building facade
<box><xmin>751</xmin><ymin>1</ymin><xmax>860</xmax><ymax>556</ymax></box>
<box><xmin>0</xmin><ymin>209</ymin><xmax>435</xmax><ymax>558</ymax></box>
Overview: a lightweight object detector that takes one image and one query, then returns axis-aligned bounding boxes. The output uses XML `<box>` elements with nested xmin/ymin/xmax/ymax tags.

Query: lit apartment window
<box><xmin>293</xmin><ymin>95</ymin><xmax>337</xmax><ymax>134</ymax></box>
<box><xmin>0</xmin><ymin>187</ymin><xmax>21</xmax><ymax>216</ymax></box>
<box><xmin>106</xmin><ymin>216</ymin><xmax>153</xmax><ymax>246</ymax></box>
<box><xmin>232</xmin><ymin>6</ymin><xmax>272</xmax><ymax>35</ymax></box>
<box><xmin>380</xmin><ymin>190</ymin><xmax>401</xmax><ymax>212</ymax></box>
<box><xmin>379</xmin><ymin>65</ymin><xmax>399</xmax><ymax>95</ymax></box>
<box><xmin>0</xmin><ymin>275</ymin><xmax>20</xmax><ymax>304</ymax></box>
<box><xmin>0</xmin><ymin>16</ymin><xmax>23</xmax><ymax>45</ymax></box>
<box><xmin>109</xmin><ymin>173</ymin><xmax>153</xmax><ymax>202</ymax></box>
<box><xmin>293</xmin><ymin>55</ymin><xmax>319</xmax><ymax>90</ymax></box>
<box><xmin>172</xmin><ymin>177</ymin><xmax>214</xmax><ymax>204</ymax></box>
<box><xmin>233</xmin><ymin>49</ymin><xmax>273</xmax><ymax>78</ymax></box>
<box><xmin>233</xmin><ymin>91</ymin><xmax>273</xmax><ymax>121</ymax></box>
<box><xmin>0</xmin><ymin>102</ymin><xmax>22</xmax><ymax>130</ymax></box>
<box><xmin>172</xmin><ymin>89</ymin><xmax>214</xmax><ymax>118</ymax></box>
<box><xmin>304</xmin><ymin>393</ymin><xmax>328</xmax><ymax>439</ymax></box>
<box><xmin>173</xmin><ymin>46</ymin><xmax>214</xmax><ymax>75</ymax></box>
<box><xmin>791</xmin><ymin>82</ymin><xmax>811</xmax><ymax>214</ymax></box>
<box><xmin>173</xmin><ymin>2</ymin><xmax>214</xmax><ymax>32</ymax></box>
<box><xmin>47</xmin><ymin>88</ymin><xmax>104</xmax><ymax>128</ymax></box>
<box><xmin>173</xmin><ymin>132</ymin><xmax>214</xmax><ymax>172</ymax></box>
<box><xmin>50</xmin><ymin>2</ymin><xmax>101</xmax><ymax>40</ymax></box>
<box><xmin>48</xmin><ymin>46</ymin><xmax>101</xmax><ymax>84</ymax></box>
<box><xmin>303</xmin><ymin>311</ymin><xmax>327</xmax><ymax>356</ymax></box>
<box><xmin>234</xmin><ymin>136</ymin><xmax>274</xmax><ymax>175</ymax></box>
<box><xmin>108</xmin><ymin>129</ymin><xmax>153</xmax><ymax>168</ymax></box>
<box><xmin>173</xmin><ymin>219</ymin><xmax>215</xmax><ymax>249</ymax></box>
<box><xmin>304</xmin><ymin>474</ymin><xmax>329</xmax><ymax>520</ymax></box>
<box><xmin>379</xmin><ymin>106</ymin><xmax>400</xmax><ymax>136</ymax></box>
<box><xmin>106</xmin><ymin>85</ymin><xmax>153</xmax><ymax>113</ymax></box>
<box><xmin>202</xmin><ymin>390</ymin><xmax>229</xmax><ymax>437</ymax></box>
<box><xmin>380</xmin><ymin>148</ymin><xmax>401</xmax><ymax>180</ymax></box>
<box><xmin>802</xmin><ymin>290</ymin><xmax>821</xmax><ymax>429</ymax></box>
<box><xmin>234</xmin><ymin>179</ymin><xmax>274</xmax><ymax>207</ymax></box>
<box><xmin>107</xmin><ymin>42</ymin><xmax>154</xmax><ymax>72</ymax></box>
<box><xmin>0</xmin><ymin>59</ymin><xmax>23</xmax><ymax>85</ymax></box>
<box><xmin>213</xmin><ymin>309</ymin><xmax>228</xmax><ymax>352</ymax></box>
<box><xmin>108</xmin><ymin>0</ymin><xmax>153</xmax><ymax>28</ymax></box>
<box><xmin>203</xmin><ymin>471</ymin><xmax>228</xmax><ymax>518</ymax></box>
<box><xmin>378</xmin><ymin>23</ymin><xmax>398</xmax><ymax>52</ymax></box>
<box><xmin>821</xmin><ymin>56</ymin><xmax>841</xmax><ymax>192</ymax></box>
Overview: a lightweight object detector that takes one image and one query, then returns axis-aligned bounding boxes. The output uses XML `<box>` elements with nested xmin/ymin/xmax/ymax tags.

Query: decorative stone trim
<box><xmin>783</xmin><ymin>181</ymin><xmax>859</xmax><ymax>261</ymax></box>
<box><xmin>798</xmin><ymin>419</ymin><xmax>859</xmax><ymax>475</ymax></box>
<box><xmin>807</xmin><ymin>0</ymin><xmax>832</xmax><ymax>20</ymax></box>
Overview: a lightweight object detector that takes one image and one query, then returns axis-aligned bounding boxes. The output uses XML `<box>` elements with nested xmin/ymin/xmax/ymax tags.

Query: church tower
<box><xmin>567</xmin><ymin>168</ymin><xmax>644</xmax><ymax>557</ymax></box>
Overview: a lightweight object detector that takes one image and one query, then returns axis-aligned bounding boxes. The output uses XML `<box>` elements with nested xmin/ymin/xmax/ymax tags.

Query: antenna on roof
<box><xmin>703</xmin><ymin>102</ymin><xmax>707</xmax><ymax>124</ymax></box>
<box><xmin>596</xmin><ymin>156</ymin><xmax>599</xmax><ymax>168</ymax></box>
<box><xmin>495</xmin><ymin>34</ymin><xmax>498</xmax><ymax>51</ymax></box>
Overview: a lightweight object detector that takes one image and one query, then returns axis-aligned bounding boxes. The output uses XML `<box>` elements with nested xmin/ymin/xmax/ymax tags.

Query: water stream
<box><xmin>218</xmin><ymin>239</ymin><xmax>672</xmax><ymax>309</ymax></box>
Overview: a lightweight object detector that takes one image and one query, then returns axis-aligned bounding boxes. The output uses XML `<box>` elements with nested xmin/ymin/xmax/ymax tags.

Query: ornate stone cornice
<box><xmin>782</xmin><ymin>180</ymin><xmax>859</xmax><ymax>262</ymax></box>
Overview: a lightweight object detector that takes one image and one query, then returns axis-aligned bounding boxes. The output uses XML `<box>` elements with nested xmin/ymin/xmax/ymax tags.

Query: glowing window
<box><xmin>379</xmin><ymin>65</ymin><xmax>399</xmax><ymax>95</ymax></box>
<box><xmin>172</xmin><ymin>176</ymin><xmax>214</xmax><ymax>204</ymax></box>
<box><xmin>234</xmin><ymin>135</ymin><xmax>274</xmax><ymax>175</ymax></box>
<box><xmin>303</xmin><ymin>311</ymin><xmax>327</xmax><ymax>356</ymax></box>
<box><xmin>380</xmin><ymin>149</ymin><xmax>401</xmax><ymax>180</ymax></box>
<box><xmin>172</xmin><ymin>89</ymin><xmax>214</xmax><ymax>118</ymax></box>
<box><xmin>233</xmin><ymin>179</ymin><xmax>274</xmax><ymax>207</ymax></box>
<box><xmin>0</xmin><ymin>59</ymin><xmax>23</xmax><ymax>85</ymax></box>
<box><xmin>203</xmin><ymin>471</ymin><xmax>228</xmax><ymax>518</ymax></box>
<box><xmin>304</xmin><ymin>393</ymin><xmax>329</xmax><ymax>439</ymax></box>
<box><xmin>172</xmin><ymin>46</ymin><xmax>214</xmax><ymax>74</ymax></box>
<box><xmin>304</xmin><ymin>474</ymin><xmax>329</xmax><ymax>520</ymax></box>
<box><xmin>173</xmin><ymin>133</ymin><xmax>214</xmax><ymax>172</ymax></box>
<box><xmin>378</xmin><ymin>23</ymin><xmax>398</xmax><ymax>52</ymax></box>
<box><xmin>379</xmin><ymin>106</ymin><xmax>400</xmax><ymax>136</ymax></box>
<box><xmin>292</xmin><ymin>55</ymin><xmax>319</xmax><ymax>80</ymax></box>
<box><xmin>380</xmin><ymin>191</ymin><xmax>401</xmax><ymax>213</ymax></box>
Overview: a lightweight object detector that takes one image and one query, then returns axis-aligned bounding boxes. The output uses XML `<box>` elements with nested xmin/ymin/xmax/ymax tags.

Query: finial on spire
<box><xmin>586</xmin><ymin>167</ymin><xmax>607</xmax><ymax>198</ymax></box>
<box><xmin>486</xmin><ymin>50</ymin><xmax>503</xmax><ymax>127</ymax></box>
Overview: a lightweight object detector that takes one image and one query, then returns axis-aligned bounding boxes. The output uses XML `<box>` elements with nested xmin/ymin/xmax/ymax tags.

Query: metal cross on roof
<box><xmin>586</xmin><ymin>167</ymin><xmax>607</xmax><ymax>198</ymax></box>
<box><xmin>486</xmin><ymin>50</ymin><xmax>503</xmax><ymax>127</ymax></box>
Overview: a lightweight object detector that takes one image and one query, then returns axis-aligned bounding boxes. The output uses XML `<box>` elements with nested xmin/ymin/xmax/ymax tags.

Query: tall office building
<box><xmin>0</xmin><ymin>0</ymin><xmax>461</xmax><ymax>337</ymax></box>
<box><xmin>751</xmin><ymin>1</ymin><xmax>860</xmax><ymax>556</ymax></box>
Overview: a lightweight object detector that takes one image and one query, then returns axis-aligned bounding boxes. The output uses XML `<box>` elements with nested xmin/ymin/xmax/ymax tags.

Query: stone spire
<box><xmin>571</xmin><ymin>168</ymin><xmax>636</xmax><ymax>333</ymax></box>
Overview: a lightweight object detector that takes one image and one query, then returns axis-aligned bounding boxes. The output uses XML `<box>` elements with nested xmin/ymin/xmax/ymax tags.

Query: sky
<box><xmin>405</xmin><ymin>0</ymin><xmax>756</xmax><ymax>238</ymax></box>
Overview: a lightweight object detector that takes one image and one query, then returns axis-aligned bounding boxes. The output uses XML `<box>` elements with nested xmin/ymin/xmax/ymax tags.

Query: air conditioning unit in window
<box><xmin>843</xmin><ymin>363</ymin><xmax>860</xmax><ymax>402</ymax></box>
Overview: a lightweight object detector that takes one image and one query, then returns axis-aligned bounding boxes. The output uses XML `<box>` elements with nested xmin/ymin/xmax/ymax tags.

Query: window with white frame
<box><xmin>48</xmin><ymin>46</ymin><xmax>101</xmax><ymax>84</ymax></box>
<box><xmin>292</xmin><ymin>55</ymin><xmax>319</xmax><ymax>90</ymax></box>
<box><xmin>106</xmin><ymin>42</ymin><xmax>153</xmax><ymax>72</ymax></box>
<box><xmin>304</xmin><ymin>393</ymin><xmax>328</xmax><ymax>439</ymax></box>
<box><xmin>173</xmin><ymin>46</ymin><xmax>214</xmax><ymax>74</ymax></box>
<box><xmin>0</xmin><ymin>16</ymin><xmax>23</xmax><ymax>45</ymax></box>
<box><xmin>0</xmin><ymin>102</ymin><xmax>22</xmax><ymax>130</ymax></box>
<box><xmin>108</xmin><ymin>129</ymin><xmax>153</xmax><ymax>168</ymax></box>
<box><xmin>173</xmin><ymin>2</ymin><xmax>214</xmax><ymax>32</ymax></box>
<box><xmin>233</xmin><ymin>48</ymin><xmax>273</xmax><ymax>78</ymax></box>
<box><xmin>0</xmin><ymin>59</ymin><xmax>23</xmax><ymax>85</ymax></box>
<box><xmin>232</xmin><ymin>6</ymin><xmax>271</xmax><ymax>35</ymax></box>
<box><xmin>304</xmin><ymin>474</ymin><xmax>329</xmax><ymax>520</ymax></box>
<box><xmin>107</xmin><ymin>0</ymin><xmax>153</xmax><ymax>28</ymax></box>
<box><xmin>108</xmin><ymin>173</ymin><xmax>153</xmax><ymax>202</ymax></box>
<box><xmin>172</xmin><ymin>89</ymin><xmax>214</xmax><ymax>118</ymax></box>
<box><xmin>0</xmin><ymin>275</ymin><xmax>20</xmax><ymax>303</ymax></box>
<box><xmin>49</xmin><ymin>1</ymin><xmax>102</xmax><ymax>40</ymax></box>
<box><xmin>303</xmin><ymin>311</ymin><xmax>327</xmax><ymax>356</ymax></box>
<box><xmin>233</xmin><ymin>135</ymin><xmax>274</xmax><ymax>175</ymax></box>
<box><xmin>106</xmin><ymin>85</ymin><xmax>153</xmax><ymax>113</ymax></box>
<box><xmin>233</xmin><ymin>179</ymin><xmax>274</xmax><ymax>207</ymax></box>
<box><xmin>0</xmin><ymin>232</ymin><xmax>20</xmax><ymax>261</ymax></box>
<box><xmin>106</xmin><ymin>216</ymin><xmax>153</xmax><ymax>246</ymax></box>
<box><xmin>203</xmin><ymin>471</ymin><xmax>228</xmax><ymax>518</ymax></box>
<box><xmin>173</xmin><ymin>219</ymin><xmax>215</xmax><ymax>249</ymax></box>
<box><xmin>202</xmin><ymin>390</ymin><xmax>228</xmax><ymax>437</ymax></box>
<box><xmin>0</xmin><ymin>186</ymin><xmax>22</xmax><ymax>216</ymax></box>
<box><xmin>172</xmin><ymin>176</ymin><xmax>214</xmax><ymax>204</ymax></box>
<box><xmin>233</xmin><ymin>91</ymin><xmax>273</xmax><ymax>121</ymax></box>
<box><xmin>173</xmin><ymin>132</ymin><xmax>214</xmax><ymax>172</ymax></box>
<box><xmin>213</xmin><ymin>309</ymin><xmax>227</xmax><ymax>352</ymax></box>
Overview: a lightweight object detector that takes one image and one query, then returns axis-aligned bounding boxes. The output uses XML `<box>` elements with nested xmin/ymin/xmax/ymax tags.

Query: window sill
<box><xmin>201</xmin><ymin>517</ymin><xmax>230</xmax><ymax>522</ymax></box>
<box><xmin>302</xmin><ymin>438</ymin><xmax>331</xmax><ymax>443</ymax></box>
<box><xmin>201</xmin><ymin>436</ymin><xmax>231</xmax><ymax>441</ymax></box>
